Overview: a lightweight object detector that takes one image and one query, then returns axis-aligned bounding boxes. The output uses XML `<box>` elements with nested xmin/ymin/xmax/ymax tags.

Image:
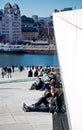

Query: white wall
<box><xmin>53</xmin><ymin>9</ymin><xmax>82</xmax><ymax>130</ymax></box>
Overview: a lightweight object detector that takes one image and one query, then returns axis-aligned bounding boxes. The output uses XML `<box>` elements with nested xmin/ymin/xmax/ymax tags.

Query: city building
<box><xmin>0</xmin><ymin>3</ymin><xmax>55</xmax><ymax>44</ymax></box>
<box><xmin>21</xmin><ymin>15</ymin><xmax>39</xmax><ymax>41</ymax></box>
<box><xmin>39</xmin><ymin>25</ymin><xmax>49</xmax><ymax>40</ymax></box>
<box><xmin>22</xmin><ymin>27</ymin><xmax>39</xmax><ymax>40</ymax></box>
<box><xmin>0</xmin><ymin>3</ymin><xmax>21</xmax><ymax>43</ymax></box>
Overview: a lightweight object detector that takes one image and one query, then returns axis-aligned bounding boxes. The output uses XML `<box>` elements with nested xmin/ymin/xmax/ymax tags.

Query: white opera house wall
<box><xmin>53</xmin><ymin>9</ymin><xmax>82</xmax><ymax>130</ymax></box>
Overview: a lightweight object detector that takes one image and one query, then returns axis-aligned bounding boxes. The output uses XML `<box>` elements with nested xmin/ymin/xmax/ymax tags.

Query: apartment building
<box><xmin>0</xmin><ymin>3</ymin><xmax>21</xmax><ymax>43</ymax></box>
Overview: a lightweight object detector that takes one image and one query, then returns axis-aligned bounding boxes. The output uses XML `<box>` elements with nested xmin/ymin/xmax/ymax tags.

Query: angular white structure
<box><xmin>53</xmin><ymin>9</ymin><xmax>82</xmax><ymax>130</ymax></box>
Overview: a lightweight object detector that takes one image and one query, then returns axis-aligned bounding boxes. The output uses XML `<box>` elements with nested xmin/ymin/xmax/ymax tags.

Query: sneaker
<box><xmin>23</xmin><ymin>103</ymin><xmax>28</xmax><ymax>109</ymax></box>
<box><xmin>29</xmin><ymin>86</ymin><xmax>35</xmax><ymax>90</ymax></box>
<box><xmin>32</xmin><ymin>104</ymin><xmax>35</xmax><ymax>107</ymax></box>
<box><xmin>23</xmin><ymin>103</ymin><xmax>26</xmax><ymax>107</ymax></box>
<box><xmin>23</xmin><ymin>107</ymin><xmax>27</xmax><ymax>112</ymax></box>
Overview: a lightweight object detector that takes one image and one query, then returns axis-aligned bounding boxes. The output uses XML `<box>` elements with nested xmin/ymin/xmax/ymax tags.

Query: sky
<box><xmin>0</xmin><ymin>0</ymin><xmax>82</xmax><ymax>17</ymax></box>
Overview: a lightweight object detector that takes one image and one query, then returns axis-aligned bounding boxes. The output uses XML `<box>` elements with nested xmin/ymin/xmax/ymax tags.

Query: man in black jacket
<box><xmin>29</xmin><ymin>76</ymin><xmax>44</xmax><ymax>90</ymax></box>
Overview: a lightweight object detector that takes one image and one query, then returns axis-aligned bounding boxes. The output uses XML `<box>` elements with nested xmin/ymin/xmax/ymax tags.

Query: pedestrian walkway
<box><xmin>0</xmin><ymin>67</ymin><xmax>46</xmax><ymax>84</ymax></box>
<box><xmin>0</xmin><ymin>68</ymin><xmax>69</xmax><ymax>130</ymax></box>
<box><xmin>0</xmin><ymin>80</ymin><xmax>52</xmax><ymax>130</ymax></box>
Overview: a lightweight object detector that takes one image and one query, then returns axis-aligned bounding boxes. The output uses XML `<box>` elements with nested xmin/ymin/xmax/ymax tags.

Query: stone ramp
<box><xmin>0</xmin><ymin>124</ymin><xmax>34</xmax><ymax>130</ymax></box>
<box><xmin>0</xmin><ymin>81</ymin><xmax>52</xmax><ymax>130</ymax></box>
<box><xmin>0</xmin><ymin>73</ymin><xmax>69</xmax><ymax>130</ymax></box>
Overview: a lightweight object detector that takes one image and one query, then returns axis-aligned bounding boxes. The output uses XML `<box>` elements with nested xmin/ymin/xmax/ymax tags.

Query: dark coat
<box><xmin>58</xmin><ymin>92</ymin><xmax>66</xmax><ymax>113</ymax></box>
<box><xmin>28</xmin><ymin>70</ymin><xmax>33</xmax><ymax>77</ymax></box>
<box><xmin>36</xmin><ymin>80</ymin><xmax>44</xmax><ymax>90</ymax></box>
<box><xmin>49</xmin><ymin>93</ymin><xmax>59</xmax><ymax>113</ymax></box>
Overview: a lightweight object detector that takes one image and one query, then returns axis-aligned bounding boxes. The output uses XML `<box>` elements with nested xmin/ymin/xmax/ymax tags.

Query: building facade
<box><xmin>22</xmin><ymin>27</ymin><xmax>39</xmax><ymax>40</ymax></box>
<box><xmin>0</xmin><ymin>3</ymin><xmax>21</xmax><ymax>43</ymax></box>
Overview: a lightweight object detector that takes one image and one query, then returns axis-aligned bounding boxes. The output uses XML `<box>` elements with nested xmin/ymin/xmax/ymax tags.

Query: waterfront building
<box><xmin>48</xmin><ymin>16</ymin><xmax>55</xmax><ymax>44</ymax></box>
<box><xmin>39</xmin><ymin>25</ymin><xmax>49</xmax><ymax>40</ymax></box>
<box><xmin>21</xmin><ymin>15</ymin><xmax>39</xmax><ymax>40</ymax></box>
<box><xmin>22</xmin><ymin>27</ymin><xmax>39</xmax><ymax>40</ymax></box>
<box><xmin>0</xmin><ymin>3</ymin><xmax>21</xmax><ymax>43</ymax></box>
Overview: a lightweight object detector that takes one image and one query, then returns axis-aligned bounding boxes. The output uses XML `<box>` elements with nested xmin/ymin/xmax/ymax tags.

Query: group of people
<box><xmin>0</xmin><ymin>65</ymin><xmax>24</xmax><ymax>78</ymax></box>
<box><xmin>23</xmin><ymin>68</ymin><xmax>66</xmax><ymax>115</ymax></box>
<box><xmin>0</xmin><ymin>65</ymin><xmax>60</xmax><ymax>79</ymax></box>
<box><xmin>27</xmin><ymin>65</ymin><xmax>43</xmax><ymax>77</ymax></box>
<box><xmin>27</xmin><ymin>65</ymin><xmax>60</xmax><ymax>79</ymax></box>
<box><xmin>29</xmin><ymin>70</ymin><xmax>62</xmax><ymax>91</ymax></box>
<box><xmin>0</xmin><ymin>64</ymin><xmax>66</xmax><ymax>115</ymax></box>
<box><xmin>23</xmin><ymin>84</ymin><xmax>66</xmax><ymax>115</ymax></box>
<box><xmin>1</xmin><ymin>66</ymin><xmax>12</xmax><ymax>78</ymax></box>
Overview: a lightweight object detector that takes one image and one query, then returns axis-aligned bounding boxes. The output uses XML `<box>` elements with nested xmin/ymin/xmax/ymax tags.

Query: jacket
<box><xmin>49</xmin><ymin>93</ymin><xmax>59</xmax><ymax>113</ymax></box>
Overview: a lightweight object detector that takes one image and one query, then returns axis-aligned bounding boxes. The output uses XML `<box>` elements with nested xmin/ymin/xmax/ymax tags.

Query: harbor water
<box><xmin>0</xmin><ymin>53</ymin><xmax>59</xmax><ymax>67</ymax></box>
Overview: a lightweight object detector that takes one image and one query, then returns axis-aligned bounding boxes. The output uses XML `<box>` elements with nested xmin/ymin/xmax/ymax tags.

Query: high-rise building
<box><xmin>0</xmin><ymin>3</ymin><xmax>21</xmax><ymax>43</ymax></box>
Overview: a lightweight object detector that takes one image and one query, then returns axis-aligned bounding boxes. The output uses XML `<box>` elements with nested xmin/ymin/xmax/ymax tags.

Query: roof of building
<box><xmin>21</xmin><ymin>15</ymin><xmax>34</xmax><ymax>23</ymax></box>
<box><xmin>4</xmin><ymin>3</ymin><xmax>12</xmax><ymax>9</ymax></box>
<box><xmin>22</xmin><ymin>27</ymin><xmax>38</xmax><ymax>32</ymax></box>
<box><xmin>13</xmin><ymin>3</ymin><xmax>19</xmax><ymax>9</ymax></box>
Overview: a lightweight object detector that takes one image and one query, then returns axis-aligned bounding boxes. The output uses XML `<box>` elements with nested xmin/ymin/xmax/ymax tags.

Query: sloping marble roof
<box><xmin>53</xmin><ymin>9</ymin><xmax>82</xmax><ymax>130</ymax></box>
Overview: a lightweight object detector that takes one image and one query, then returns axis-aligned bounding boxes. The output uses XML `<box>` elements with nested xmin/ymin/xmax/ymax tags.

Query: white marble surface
<box><xmin>0</xmin><ymin>81</ymin><xmax>52</xmax><ymax>130</ymax></box>
<box><xmin>53</xmin><ymin>9</ymin><xmax>82</xmax><ymax>130</ymax></box>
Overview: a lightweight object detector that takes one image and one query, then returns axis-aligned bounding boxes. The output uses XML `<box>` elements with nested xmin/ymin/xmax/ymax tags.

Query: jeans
<box><xmin>27</xmin><ymin>106</ymin><xmax>49</xmax><ymax>112</ymax></box>
<box><xmin>7</xmin><ymin>72</ymin><xmax>12</xmax><ymax>78</ymax></box>
<box><xmin>26</xmin><ymin>96</ymin><xmax>49</xmax><ymax>112</ymax></box>
<box><xmin>35</xmin><ymin>96</ymin><xmax>49</xmax><ymax>107</ymax></box>
<box><xmin>44</xmin><ymin>82</ymin><xmax>50</xmax><ymax>90</ymax></box>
